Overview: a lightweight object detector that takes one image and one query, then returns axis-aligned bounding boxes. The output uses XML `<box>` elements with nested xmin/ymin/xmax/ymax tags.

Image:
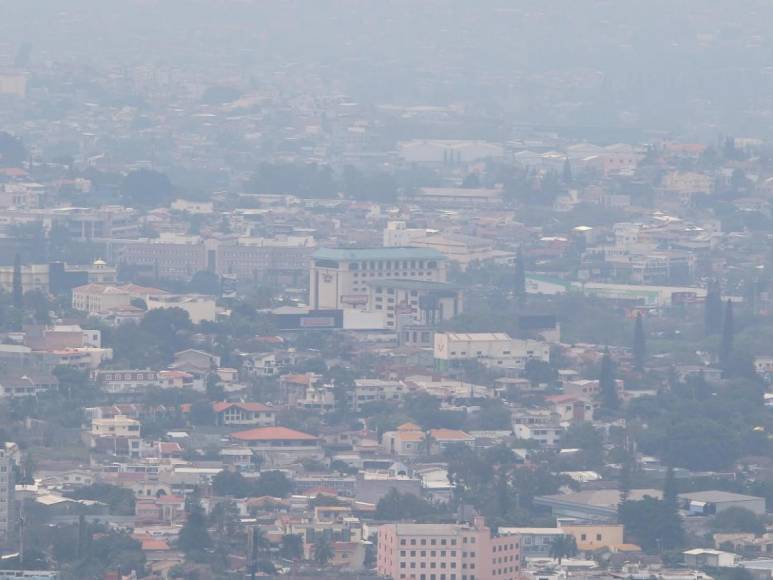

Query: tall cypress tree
<box><xmin>514</xmin><ymin>246</ymin><xmax>526</xmax><ymax>299</ymax></box>
<box><xmin>704</xmin><ymin>281</ymin><xmax>723</xmax><ymax>336</ymax></box>
<box><xmin>662</xmin><ymin>465</ymin><xmax>678</xmax><ymax>511</ymax></box>
<box><xmin>562</xmin><ymin>158</ymin><xmax>573</xmax><ymax>183</ymax></box>
<box><xmin>599</xmin><ymin>348</ymin><xmax>619</xmax><ymax>412</ymax></box>
<box><xmin>632</xmin><ymin>312</ymin><xmax>646</xmax><ymax>371</ymax></box>
<box><xmin>720</xmin><ymin>299</ymin><xmax>734</xmax><ymax>368</ymax></box>
<box><xmin>12</xmin><ymin>253</ymin><xmax>22</xmax><ymax>310</ymax></box>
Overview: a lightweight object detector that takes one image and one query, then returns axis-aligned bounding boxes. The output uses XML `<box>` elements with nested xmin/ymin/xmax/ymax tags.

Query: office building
<box><xmin>309</xmin><ymin>247</ymin><xmax>448</xmax><ymax>310</ymax></box>
<box><xmin>378</xmin><ymin>517</ymin><xmax>521</xmax><ymax>580</ymax></box>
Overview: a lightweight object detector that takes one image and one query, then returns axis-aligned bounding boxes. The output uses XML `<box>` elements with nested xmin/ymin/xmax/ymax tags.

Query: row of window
<box><xmin>400</xmin><ymin>560</ymin><xmax>472</xmax><ymax>569</ymax></box>
<box><xmin>350</xmin><ymin>260</ymin><xmax>437</xmax><ymax>271</ymax></box>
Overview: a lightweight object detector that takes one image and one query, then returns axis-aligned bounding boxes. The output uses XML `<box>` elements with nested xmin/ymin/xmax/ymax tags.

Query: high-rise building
<box><xmin>309</xmin><ymin>247</ymin><xmax>448</xmax><ymax>310</ymax></box>
<box><xmin>0</xmin><ymin>443</ymin><xmax>18</xmax><ymax>550</ymax></box>
<box><xmin>377</xmin><ymin>517</ymin><xmax>521</xmax><ymax>580</ymax></box>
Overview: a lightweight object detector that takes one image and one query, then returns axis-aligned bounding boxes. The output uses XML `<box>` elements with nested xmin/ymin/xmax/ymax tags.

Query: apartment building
<box><xmin>88</xmin><ymin>415</ymin><xmax>142</xmax><ymax>458</ymax></box>
<box><xmin>378</xmin><ymin>517</ymin><xmax>521</xmax><ymax>580</ymax></box>
<box><xmin>0</xmin><ymin>443</ymin><xmax>16</xmax><ymax>549</ymax></box>
<box><xmin>309</xmin><ymin>247</ymin><xmax>447</xmax><ymax>310</ymax></box>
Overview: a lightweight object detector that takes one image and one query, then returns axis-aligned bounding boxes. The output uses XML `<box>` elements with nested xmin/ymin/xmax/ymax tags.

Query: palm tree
<box><xmin>549</xmin><ymin>534</ymin><xmax>577</xmax><ymax>565</ymax></box>
<box><xmin>314</xmin><ymin>536</ymin><xmax>334</xmax><ymax>567</ymax></box>
<box><xmin>420</xmin><ymin>431</ymin><xmax>436</xmax><ymax>457</ymax></box>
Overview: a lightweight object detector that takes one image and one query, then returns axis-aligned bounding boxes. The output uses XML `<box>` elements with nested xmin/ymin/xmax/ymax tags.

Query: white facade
<box><xmin>434</xmin><ymin>332</ymin><xmax>550</xmax><ymax>370</ymax></box>
<box><xmin>309</xmin><ymin>247</ymin><xmax>448</xmax><ymax>310</ymax></box>
<box><xmin>0</xmin><ymin>443</ymin><xmax>16</xmax><ymax>549</ymax></box>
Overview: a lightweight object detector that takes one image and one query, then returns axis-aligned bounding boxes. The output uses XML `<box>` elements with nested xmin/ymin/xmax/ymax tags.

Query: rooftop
<box><xmin>231</xmin><ymin>426</ymin><xmax>318</xmax><ymax>442</ymax></box>
<box><xmin>313</xmin><ymin>247</ymin><xmax>445</xmax><ymax>261</ymax></box>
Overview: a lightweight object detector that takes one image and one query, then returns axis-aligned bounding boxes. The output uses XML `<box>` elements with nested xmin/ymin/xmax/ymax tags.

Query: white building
<box><xmin>434</xmin><ymin>332</ymin><xmax>550</xmax><ymax>371</ymax></box>
<box><xmin>71</xmin><ymin>283</ymin><xmax>166</xmax><ymax>314</ymax></box>
<box><xmin>0</xmin><ymin>443</ymin><xmax>17</xmax><ymax>549</ymax></box>
<box><xmin>309</xmin><ymin>247</ymin><xmax>448</xmax><ymax>310</ymax></box>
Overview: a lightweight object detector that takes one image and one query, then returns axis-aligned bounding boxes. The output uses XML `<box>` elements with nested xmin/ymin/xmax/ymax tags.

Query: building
<box><xmin>434</xmin><ymin>332</ymin><xmax>550</xmax><ymax>371</ymax></box>
<box><xmin>535</xmin><ymin>489</ymin><xmax>662</xmax><ymax>522</ymax></box>
<box><xmin>118</xmin><ymin>235</ymin><xmax>314</xmax><ymax>283</ymax></box>
<box><xmin>93</xmin><ymin>369</ymin><xmax>162</xmax><ymax>395</ymax></box>
<box><xmin>212</xmin><ymin>402</ymin><xmax>276</xmax><ymax>426</ymax></box>
<box><xmin>495</xmin><ymin>528</ymin><xmax>565</xmax><ymax>558</ymax></box>
<box><xmin>71</xmin><ymin>283</ymin><xmax>166</xmax><ymax>314</ymax></box>
<box><xmin>368</xmin><ymin>279</ymin><xmax>463</xmax><ymax>330</ymax></box>
<box><xmin>678</xmin><ymin>491</ymin><xmax>766</xmax><ymax>516</ymax></box>
<box><xmin>88</xmin><ymin>415</ymin><xmax>142</xmax><ymax>458</ymax></box>
<box><xmin>0</xmin><ymin>443</ymin><xmax>17</xmax><ymax>549</ymax></box>
<box><xmin>230</xmin><ymin>426</ymin><xmax>323</xmax><ymax>467</ymax></box>
<box><xmin>0</xmin><ymin>371</ymin><xmax>59</xmax><ymax>398</ymax></box>
<box><xmin>512</xmin><ymin>423</ymin><xmax>563</xmax><ymax>447</ymax></box>
<box><xmin>377</xmin><ymin>517</ymin><xmax>521</xmax><ymax>580</ymax></box>
<box><xmin>309</xmin><ymin>247</ymin><xmax>448</xmax><ymax>310</ymax></box>
<box><xmin>0</xmin><ymin>264</ymin><xmax>49</xmax><ymax>294</ymax></box>
<box><xmin>352</xmin><ymin>379</ymin><xmax>411</xmax><ymax>412</ymax></box>
<box><xmin>683</xmin><ymin>549</ymin><xmax>738</xmax><ymax>569</ymax></box>
<box><xmin>398</xmin><ymin>139</ymin><xmax>505</xmax><ymax>166</ymax></box>
<box><xmin>560</xmin><ymin>523</ymin><xmax>624</xmax><ymax>551</ymax></box>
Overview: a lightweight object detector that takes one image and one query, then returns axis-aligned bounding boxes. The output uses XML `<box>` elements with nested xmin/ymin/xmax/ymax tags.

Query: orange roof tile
<box><xmin>231</xmin><ymin>426</ymin><xmax>317</xmax><ymax>442</ymax></box>
<box><xmin>429</xmin><ymin>428</ymin><xmax>473</xmax><ymax>441</ymax></box>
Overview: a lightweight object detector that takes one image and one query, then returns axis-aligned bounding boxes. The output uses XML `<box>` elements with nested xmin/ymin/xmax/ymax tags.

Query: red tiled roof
<box><xmin>281</xmin><ymin>373</ymin><xmax>314</xmax><ymax>385</ymax></box>
<box><xmin>429</xmin><ymin>428</ymin><xmax>473</xmax><ymax>441</ymax></box>
<box><xmin>231</xmin><ymin>426</ymin><xmax>317</xmax><ymax>442</ymax></box>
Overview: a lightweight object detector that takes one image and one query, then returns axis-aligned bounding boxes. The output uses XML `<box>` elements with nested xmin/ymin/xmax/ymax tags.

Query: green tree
<box><xmin>178</xmin><ymin>491</ymin><xmax>211</xmax><ymax>557</ymax></box>
<box><xmin>212</xmin><ymin>470</ymin><xmax>253</xmax><ymax>498</ymax></box>
<box><xmin>313</xmin><ymin>537</ymin><xmax>334</xmax><ymax>566</ymax></box>
<box><xmin>720</xmin><ymin>299</ymin><xmax>734</xmax><ymax>369</ymax></box>
<box><xmin>120</xmin><ymin>168</ymin><xmax>174</xmax><ymax>208</ymax></box>
<box><xmin>280</xmin><ymin>534</ymin><xmax>304</xmax><ymax>560</ymax></box>
<box><xmin>598</xmin><ymin>348</ymin><xmax>619</xmax><ymax>412</ymax></box>
<box><xmin>704</xmin><ymin>281</ymin><xmax>723</xmax><ymax>336</ymax></box>
<box><xmin>188</xmin><ymin>271</ymin><xmax>221</xmax><ymax>295</ymax></box>
<box><xmin>12</xmin><ymin>253</ymin><xmax>23</xmax><ymax>311</ymax></box>
<box><xmin>562</xmin><ymin>158</ymin><xmax>573</xmax><ymax>183</ymax></box>
<box><xmin>254</xmin><ymin>470</ymin><xmax>291</xmax><ymax>498</ymax></box>
<box><xmin>633</xmin><ymin>312</ymin><xmax>646</xmax><ymax>371</ymax></box>
<box><xmin>67</xmin><ymin>483</ymin><xmax>135</xmax><ymax>515</ymax></box>
<box><xmin>375</xmin><ymin>488</ymin><xmax>440</xmax><ymax>521</ymax></box>
<box><xmin>710</xmin><ymin>507</ymin><xmax>766</xmax><ymax>535</ymax></box>
<box><xmin>664</xmin><ymin>418</ymin><xmax>740</xmax><ymax>471</ymax></box>
<box><xmin>514</xmin><ymin>247</ymin><xmax>526</xmax><ymax>298</ymax></box>
<box><xmin>619</xmin><ymin>496</ymin><xmax>684</xmax><ymax>553</ymax></box>
<box><xmin>549</xmin><ymin>534</ymin><xmax>577</xmax><ymax>564</ymax></box>
<box><xmin>0</xmin><ymin>132</ymin><xmax>27</xmax><ymax>167</ymax></box>
<box><xmin>662</xmin><ymin>466</ymin><xmax>678</xmax><ymax>511</ymax></box>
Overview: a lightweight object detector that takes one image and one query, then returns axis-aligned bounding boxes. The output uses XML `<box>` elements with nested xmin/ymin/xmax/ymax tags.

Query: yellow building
<box><xmin>561</xmin><ymin>523</ymin><xmax>624</xmax><ymax>551</ymax></box>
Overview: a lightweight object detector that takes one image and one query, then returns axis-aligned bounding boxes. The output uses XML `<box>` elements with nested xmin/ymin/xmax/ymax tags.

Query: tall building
<box><xmin>378</xmin><ymin>518</ymin><xmax>521</xmax><ymax>580</ymax></box>
<box><xmin>0</xmin><ymin>443</ymin><xmax>18</xmax><ymax>550</ymax></box>
<box><xmin>309</xmin><ymin>247</ymin><xmax>448</xmax><ymax>310</ymax></box>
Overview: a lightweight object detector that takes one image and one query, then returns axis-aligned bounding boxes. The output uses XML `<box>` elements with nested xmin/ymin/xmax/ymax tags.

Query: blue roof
<box><xmin>313</xmin><ymin>247</ymin><xmax>446</xmax><ymax>261</ymax></box>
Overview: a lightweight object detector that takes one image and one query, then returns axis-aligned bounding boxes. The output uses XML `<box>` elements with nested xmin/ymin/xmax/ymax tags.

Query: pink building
<box><xmin>378</xmin><ymin>517</ymin><xmax>521</xmax><ymax>580</ymax></box>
